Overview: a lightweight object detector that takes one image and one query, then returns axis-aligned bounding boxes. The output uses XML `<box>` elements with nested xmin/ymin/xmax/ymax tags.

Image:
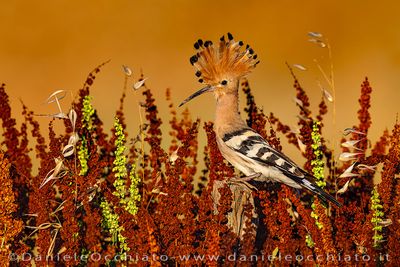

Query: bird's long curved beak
<box><xmin>179</xmin><ymin>85</ymin><xmax>214</xmax><ymax>107</ymax></box>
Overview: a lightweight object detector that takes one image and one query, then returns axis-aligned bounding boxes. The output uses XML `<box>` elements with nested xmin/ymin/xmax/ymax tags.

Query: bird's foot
<box><xmin>228</xmin><ymin>173</ymin><xmax>261</xmax><ymax>191</ymax></box>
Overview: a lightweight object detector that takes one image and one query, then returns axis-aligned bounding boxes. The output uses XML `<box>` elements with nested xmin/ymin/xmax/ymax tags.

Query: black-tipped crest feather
<box><xmin>189</xmin><ymin>33</ymin><xmax>259</xmax><ymax>84</ymax></box>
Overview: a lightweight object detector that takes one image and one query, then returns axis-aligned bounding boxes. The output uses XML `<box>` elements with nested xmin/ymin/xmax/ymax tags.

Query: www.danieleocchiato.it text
<box><xmin>9</xmin><ymin>252</ymin><xmax>390</xmax><ymax>263</ymax></box>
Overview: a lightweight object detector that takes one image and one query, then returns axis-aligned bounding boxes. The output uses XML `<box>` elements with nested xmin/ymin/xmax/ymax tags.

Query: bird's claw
<box><xmin>228</xmin><ymin>173</ymin><xmax>261</xmax><ymax>191</ymax></box>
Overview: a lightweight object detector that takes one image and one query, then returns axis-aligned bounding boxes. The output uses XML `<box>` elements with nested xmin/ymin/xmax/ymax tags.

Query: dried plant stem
<box><xmin>55</xmin><ymin>97</ymin><xmax>63</xmax><ymax>114</ymax></box>
<box><xmin>1</xmin><ymin>224</ymin><xmax>6</xmax><ymax>248</ymax></box>
<box><xmin>138</xmin><ymin>103</ymin><xmax>145</xmax><ymax>194</ymax></box>
<box><xmin>314</xmin><ymin>40</ymin><xmax>338</xmax><ymax>192</ymax></box>
<box><xmin>327</xmin><ymin>42</ymin><xmax>339</xmax><ymax>194</ymax></box>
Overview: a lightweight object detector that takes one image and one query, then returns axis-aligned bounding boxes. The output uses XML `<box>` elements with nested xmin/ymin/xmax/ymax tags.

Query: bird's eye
<box><xmin>221</xmin><ymin>80</ymin><xmax>228</xmax><ymax>85</ymax></box>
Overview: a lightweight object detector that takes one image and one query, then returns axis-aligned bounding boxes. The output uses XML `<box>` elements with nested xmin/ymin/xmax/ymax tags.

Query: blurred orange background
<box><xmin>1</xmin><ymin>0</ymin><xmax>399</xmax><ymax>164</ymax></box>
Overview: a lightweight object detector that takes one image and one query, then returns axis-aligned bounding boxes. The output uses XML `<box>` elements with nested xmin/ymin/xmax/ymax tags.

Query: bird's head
<box><xmin>179</xmin><ymin>33</ymin><xmax>259</xmax><ymax>107</ymax></box>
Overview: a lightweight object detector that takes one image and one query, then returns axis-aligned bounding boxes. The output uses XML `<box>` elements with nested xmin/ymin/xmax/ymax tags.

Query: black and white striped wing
<box><xmin>222</xmin><ymin>128</ymin><xmax>304</xmax><ymax>177</ymax></box>
<box><xmin>222</xmin><ymin>128</ymin><xmax>341</xmax><ymax>207</ymax></box>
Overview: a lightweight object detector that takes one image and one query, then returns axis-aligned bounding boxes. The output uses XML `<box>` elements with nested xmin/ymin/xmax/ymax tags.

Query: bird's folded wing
<box><xmin>222</xmin><ymin>128</ymin><xmax>342</xmax><ymax>207</ymax></box>
<box><xmin>222</xmin><ymin>128</ymin><xmax>305</xmax><ymax>177</ymax></box>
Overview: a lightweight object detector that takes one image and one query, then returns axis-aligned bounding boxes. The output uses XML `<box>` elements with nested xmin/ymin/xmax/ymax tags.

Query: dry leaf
<box><xmin>293</xmin><ymin>97</ymin><xmax>304</xmax><ymax>107</ymax></box>
<box><xmin>69</xmin><ymin>109</ymin><xmax>77</xmax><ymax>131</ymax></box>
<box><xmin>343</xmin><ymin>128</ymin><xmax>366</xmax><ymax>136</ymax></box>
<box><xmin>40</xmin><ymin>158</ymin><xmax>66</xmax><ymax>188</ymax></box>
<box><xmin>62</xmin><ymin>144</ymin><xmax>75</xmax><ymax>157</ymax></box>
<box><xmin>308</xmin><ymin>31</ymin><xmax>323</xmax><ymax>38</ymax></box>
<box><xmin>133</xmin><ymin>78</ymin><xmax>148</xmax><ymax>90</ymax></box>
<box><xmin>45</xmin><ymin>90</ymin><xmax>67</xmax><ymax>104</ymax></box>
<box><xmin>339</xmin><ymin>163</ymin><xmax>359</xmax><ymax>178</ymax></box>
<box><xmin>297</xmin><ymin>136</ymin><xmax>307</xmax><ymax>154</ymax></box>
<box><xmin>122</xmin><ymin>65</ymin><xmax>132</xmax><ymax>76</ymax></box>
<box><xmin>271</xmin><ymin>247</ymin><xmax>280</xmax><ymax>262</ymax></box>
<box><xmin>53</xmin><ymin>113</ymin><xmax>68</xmax><ymax>119</ymax></box>
<box><xmin>308</xmin><ymin>38</ymin><xmax>320</xmax><ymax>44</ymax></box>
<box><xmin>357</xmin><ymin>164</ymin><xmax>377</xmax><ymax>171</ymax></box>
<box><xmin>53</xmin><ymin>158</ymin><xmax>65</xmax><ymax>176</ymax></box>
<box><xmin>293</xmin><ymin>64</ymin><xmax>307</xmax><ymax>71</ymax></box>
<box><xmin>341</xmin><ymin>139</ymin><xmax>363</xmax><ymax>149</ymax></box>
<box><xmin>308</xmin><ymin>38</ymin><xmax>327</xmax><ymax>48</ymax></box>
<box><xmin>169</xmin><ymin>148</ymin><xmax>179</xmax><ymax>164</ymax></box>
<box><xmin>40</xmin><ymin>171</ymin><xmax>62</xmax><ymax>189</ymax></box>
<box><xmin>57</xmin><ymin>247</ymin><xmax>67</xmax><ymax>255</ymax></box>
<box><xmin>337</xmin><ymin>179</ymin><xmax>351</xmax><ymax>194</ymax></box>
<box><xmin>322</xmin><ymin>88</ymin><xmax>333</xmax><ymax>102</ymax></box>
<box><xmin>51</xmin><ymin>200</ymin><xmax>66</xmax><ymax>215</ymax></box>
<box><xmin>68</xmin><ymin>132</ymin><xmax>79</xmax><ymax>146</ymax></box>
<box><xmin>293</xmin><ymin>211</ymin><xmax>299</xmax><ymax>219</ymax></box>
<box><xmin>339</xmin><ymin>152</ymin><xmax>363</xmax><ymax>161</ymax></box>
<box><xmin>339</xmin><ymin>172</ymin><xmax>359</xmax><ymax>178</ymax></box>
<box><xmin>379</xmin><ymin>219</ymin><xmax>392</xmax><ymax>227</ymax></box>
<box><xmin>151</xmin><ymin>187</ymin><xmax>168</xmax><ymax>196</ymax></box>
<box><xmin>87</xmin><ymin>191</ymin><xmax>97</xmax><ymax>202</ymax></box>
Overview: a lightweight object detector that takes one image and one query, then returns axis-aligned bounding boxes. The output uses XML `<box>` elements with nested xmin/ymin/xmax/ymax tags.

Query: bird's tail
<box><xmin>282</xmin><ymin>170</ymin><xmax>342</xmax><ymax>207</ymax></box>
<box><xmin>301</xmin><ymin>174</ymin><xmax>342</xmax><ymax>207</ymax></box>
<box><xmin>189</xmin><ymin>33</ymin><xmax>260</xmax><ymax>85</ymax></box>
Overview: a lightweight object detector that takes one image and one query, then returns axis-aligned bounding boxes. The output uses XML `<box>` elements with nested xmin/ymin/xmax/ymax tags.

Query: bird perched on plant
<box><xmin>180</xmin><ymin>33</ymin><xmax>341</xmax><ymax>207</ymax></box>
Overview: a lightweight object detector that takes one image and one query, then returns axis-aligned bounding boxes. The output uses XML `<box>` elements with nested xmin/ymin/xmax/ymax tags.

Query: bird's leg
<box><xmin>228</xmin><ymin>173</ymin><xmax>261</xmax><ymax>191</ymax></box>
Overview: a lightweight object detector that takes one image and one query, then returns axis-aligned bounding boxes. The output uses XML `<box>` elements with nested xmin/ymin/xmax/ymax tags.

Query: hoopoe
<box><xmin>180</xmin><ymin>33</ymin><xmax>341</xmax><ymax>207</ymax></box>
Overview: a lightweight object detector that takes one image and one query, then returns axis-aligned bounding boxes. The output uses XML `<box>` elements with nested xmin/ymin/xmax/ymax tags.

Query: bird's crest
<box><xmin>189</xmin><ymin>33</ymin><xmax>259</xmax><ymax>85</ymax></box>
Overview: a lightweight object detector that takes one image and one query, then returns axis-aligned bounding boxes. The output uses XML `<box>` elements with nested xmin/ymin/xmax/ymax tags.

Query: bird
<box><xmin>179</xmin><ymin>33</ymin><xmax>341</xmax><ymax>207</ymax></box>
